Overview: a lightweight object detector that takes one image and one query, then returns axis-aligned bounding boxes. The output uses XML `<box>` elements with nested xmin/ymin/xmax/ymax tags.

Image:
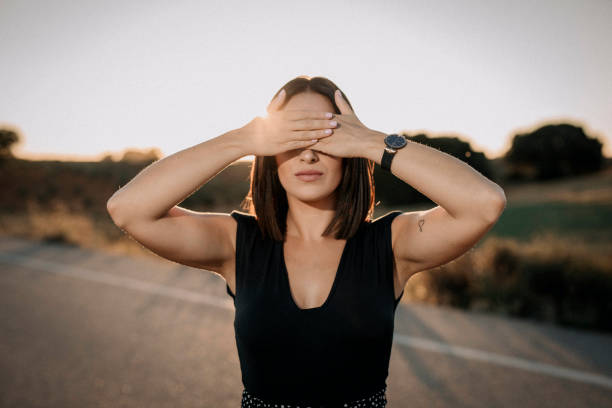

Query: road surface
<box><xmin>1</xmin><ymin>236</ymin><xmax>611</xmax><ymax>407</ymax></box>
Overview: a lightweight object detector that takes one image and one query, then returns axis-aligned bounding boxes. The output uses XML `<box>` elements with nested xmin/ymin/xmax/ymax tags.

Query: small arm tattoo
<box><xmin>418</xmin><ymin>219</ymin><xmax>425</xmax><ymax>232</ymax></box>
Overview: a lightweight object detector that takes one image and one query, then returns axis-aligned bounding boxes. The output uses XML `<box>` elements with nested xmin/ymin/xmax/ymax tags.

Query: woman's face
<box><xmin>274</xmin><ymin>91</ymin><xmax>344</xmax><ymax>207</ymax></box>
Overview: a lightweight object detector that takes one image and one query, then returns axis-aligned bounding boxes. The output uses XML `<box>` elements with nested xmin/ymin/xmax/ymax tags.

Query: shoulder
<box><xmin>366</xmin><ymin>210</ymin><xmax>404</xmax><ymax>235</ymax></box>
<box><xmin>367</xmin><ymin>209</ymin><xmax>418</xmax><ymax>263</ymax></box>
<box><xmin>229</xmin><ymin>209</ymin><xmax>265</xmax><ymax>242</ymax></box>
<box><xmin>230</xmin><ymin>209</ymin><xmax>257</xmax><ymax>222</ymax></box>
<box><xmin>360</xmin><ymin>210</ymin><xmax>404</xmax><ymax>247</ymax></box>
<box><xmin>229</xmin><ymin>209</ymin><xmax>258</xmax><ymax>232</ymax></box>
<box><xmin>369</xmin><ymin>210</ymin><xmax>403</xmax><ymax>226</ymax></box>
<box><xmin>367</xmin><ymin>210</ymin><xmax>420</xmax><ymax>288</ymax></box>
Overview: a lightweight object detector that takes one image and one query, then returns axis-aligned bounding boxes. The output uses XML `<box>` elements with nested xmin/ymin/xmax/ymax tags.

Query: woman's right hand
<box><xmin>240</xmin><ymin>89</ymin><xmax>337</xmax><ymax>156</ymax></box>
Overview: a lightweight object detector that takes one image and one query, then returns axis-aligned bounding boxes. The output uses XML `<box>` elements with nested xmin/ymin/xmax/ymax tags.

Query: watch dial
<box><xmin>385</xmin><ymin>134</ymin><xmax>407</xmax><ymax>149</ymax></box>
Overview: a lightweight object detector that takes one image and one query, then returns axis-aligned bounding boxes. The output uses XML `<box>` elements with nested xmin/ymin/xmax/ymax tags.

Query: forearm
<box><xmin>107</xmin><ymin>128</ymin><xmax>248</xmax><ymax>227</ymax></box>
<box><xmin>362</xmin><ymin>130</ymin><xmax>506</xmax><ymax>221</ymax></box>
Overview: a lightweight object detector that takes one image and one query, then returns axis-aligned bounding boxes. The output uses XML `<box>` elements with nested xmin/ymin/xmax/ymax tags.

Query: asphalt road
<box><xmin>1</xmin><ymin>236</ymin><xmax>611</xmax><ymax>408</ymax></box>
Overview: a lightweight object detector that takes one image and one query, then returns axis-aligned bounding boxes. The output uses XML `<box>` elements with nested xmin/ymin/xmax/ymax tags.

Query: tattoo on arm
<box><xmin>418</xmin><ymin>219</ymin><xmax>424</xmax><ymax>232</ymax></box>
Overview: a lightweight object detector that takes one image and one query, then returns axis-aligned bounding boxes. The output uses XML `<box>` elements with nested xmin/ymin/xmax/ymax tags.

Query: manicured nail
<box><xmin>325</xmin><ymin>112</ymin><xmax>333</xmax><ymax>119</ymax></box>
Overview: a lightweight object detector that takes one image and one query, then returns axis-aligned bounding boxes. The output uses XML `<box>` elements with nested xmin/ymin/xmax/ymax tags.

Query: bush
<box><xmin>504</xmin><ymin>123</ymin><xmax>604</xmax><ymax>180</ymax></box>
<box><xmin>406</xmin><ymin>233</ymin><xmax>612</xmax><ymax>333</ymax></box>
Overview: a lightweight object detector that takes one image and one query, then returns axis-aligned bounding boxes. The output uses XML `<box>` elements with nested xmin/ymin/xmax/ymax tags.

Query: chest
<box><xmin>231</xmin><ymin>227</ymin><xmax>400</xmax><ymax>350</ymax></box>
<box><xmin>282</xmin><ymin>238</ymin><xmax>348</xmax><ymax>311</ymax></box>
<box><xmin>283</xmin><ymin>239</ymin><xmax>407</xmax><ymax>308</ymax></box>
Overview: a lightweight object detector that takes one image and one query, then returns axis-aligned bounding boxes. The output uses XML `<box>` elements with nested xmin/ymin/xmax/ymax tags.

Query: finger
<box><xmin>293</xmin><ymin>128</ymin><xmax>334</xmax><ymax>140</ymax></box>
<box><xmin>286</xmin><ymin>110</ymin><xmax>335</xmax><ymax>121</ymax></box>
<box><xmin>334</xmin><ymin>89</ymin><xmax>353</xmax><ymax>114</ymax></box>
<box><xmin>290</xmin><ymin>118</ymin><xmax>337</xmax><ymax>131</ymax></box>
<box><xmin>290</xmin><ymin>138</ymin><xmax>320</xmax><ymax>149</ymax></box>
<box><xmin>266</xmin><ymin>89</ymin><xmax>286</xmax><ymax>114</ymax></box>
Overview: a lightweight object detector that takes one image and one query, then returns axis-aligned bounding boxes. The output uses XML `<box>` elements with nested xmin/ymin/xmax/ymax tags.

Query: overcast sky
<box><xmin>1</xmin><ymin>0</ymin><xmax>611</xmax><ymax>161</ymax></box>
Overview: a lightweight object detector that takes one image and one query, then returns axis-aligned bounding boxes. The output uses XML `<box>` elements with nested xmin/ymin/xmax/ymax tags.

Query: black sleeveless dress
<box><xmin>226</xmin><ymin>210</ymin><xmax>404</xmax><ymax>408</ymax></box>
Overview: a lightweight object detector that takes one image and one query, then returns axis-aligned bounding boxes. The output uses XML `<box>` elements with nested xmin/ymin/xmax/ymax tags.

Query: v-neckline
<box><xmin>281</xmin><ymin>234</ymin><xmax>353</xmax><ymax>312</ymax></box>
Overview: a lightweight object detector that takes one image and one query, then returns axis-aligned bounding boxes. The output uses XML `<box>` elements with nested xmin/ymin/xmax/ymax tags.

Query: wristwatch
<box><xmin>381</xmin><ymin>133</ymin><xmax>407</xmax><ymax>172</ymax></box>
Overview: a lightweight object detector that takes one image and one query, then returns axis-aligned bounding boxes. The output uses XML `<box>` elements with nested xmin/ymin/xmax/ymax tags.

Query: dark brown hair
<box><xmin>239</xmin><ymin>75</ymin><xmax>376</xmax><ymax>241</ymax></box>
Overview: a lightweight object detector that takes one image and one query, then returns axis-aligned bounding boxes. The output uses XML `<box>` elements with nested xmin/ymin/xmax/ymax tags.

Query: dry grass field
<box><xmin>1</xmin><ymin>159</ymin><xmax>611</xmax><ymax>332</ymax></box>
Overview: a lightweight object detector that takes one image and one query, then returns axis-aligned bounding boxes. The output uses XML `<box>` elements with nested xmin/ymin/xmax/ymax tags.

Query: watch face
<box><xmin>384</xmin><ymin>134</ymin><xmax>407</xmax><ymax>149</ymax></box>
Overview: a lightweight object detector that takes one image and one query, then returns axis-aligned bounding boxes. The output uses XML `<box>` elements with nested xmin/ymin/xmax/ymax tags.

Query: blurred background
<box><xmin>1</xmin><ymin>0</ymin><xmax>611</xmax><ymax>407</ymax></box>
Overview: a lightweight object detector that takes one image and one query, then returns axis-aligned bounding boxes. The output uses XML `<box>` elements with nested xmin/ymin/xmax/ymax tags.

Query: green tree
<box><xmin>504</xmin><ymin>123</ymin><xmax>604</xmax><ymax>180</ymax></box>
<box><xmin>0</xmin><ymin>128</ymin><xmax>20</xmax><ymax>159</ymax></box>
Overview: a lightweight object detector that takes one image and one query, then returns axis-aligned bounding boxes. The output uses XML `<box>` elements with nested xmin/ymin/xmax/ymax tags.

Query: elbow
<box><xmin>106</xmin><ymin>198</ymin><xmax>128</xmax><ymax>229</ymax></box>
<box><xmin>482</xmin><ymin>189</ymin><xmax>506</xmax><ymax>224</ymax></box>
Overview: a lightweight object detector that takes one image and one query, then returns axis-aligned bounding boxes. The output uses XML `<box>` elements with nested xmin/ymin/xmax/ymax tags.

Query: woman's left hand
<box><xmin>311</xmin><ymin>90</ymin><xmax>376</xmax><ymax>158</ymax></box>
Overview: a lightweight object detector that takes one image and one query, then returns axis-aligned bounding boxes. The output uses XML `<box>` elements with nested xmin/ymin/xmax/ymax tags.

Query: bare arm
<box><xmin>107</xmin><ymin>129</ymin><xmax>247</xmax><ymax>227</ymax></box>
<box><xmin>105</xmin><ymin>129</ymin><xmax>248</xmax><ymax>273</ymax></box>
<box><xmin>361</xmin><ymin>130</ymin><xmax>506</xmax><ymax>280</ymax></box>
<box><xmin>105</xmin><ymin>99</ymin><xmax>337</xmax><ymax>273</ymax></box>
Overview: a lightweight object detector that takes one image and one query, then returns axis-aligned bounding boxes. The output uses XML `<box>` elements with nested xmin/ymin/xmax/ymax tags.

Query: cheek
<box><xmin>330</xmin><ymin>159</ymin><xmax>344</xmax><ymax>176</ymax></box>
<box><xmin>276</xmin><ymin>160</ymin><xmax>289</xmax><ymax>177</ymax></box>
<box><xmin>274</xmin><ymin>156</ymin><xmax>287</xmax><ymax>176</ymax></box>
<box><xmin>327</xmin><ymin>161</ymin><xmax>344</xmax><ymax>187</ymax></box>
<box><xmin>275</xmin><ymin>152</ymin><xmax>294</xmax><ymax>170</ymax></box>
<box><xmin>275</xmin><ymin>162</ymin><xmax>294</xmax><ymax>186</ymax></box>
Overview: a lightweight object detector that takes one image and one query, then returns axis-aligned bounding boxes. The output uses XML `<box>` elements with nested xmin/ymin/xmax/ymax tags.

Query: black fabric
<box><xmin>241</xmin><ymin>385</ymin><xmax>388</xmax><ymax>407</ymax></box>
<box><xmin>226</xmin><ymin>209</ymin><xmax>404</xmax><ymax>406</ymax></box>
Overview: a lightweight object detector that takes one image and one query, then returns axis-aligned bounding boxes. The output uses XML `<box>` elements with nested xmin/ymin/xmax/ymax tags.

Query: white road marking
<box><xmin>393</xmin><ymin>334</ymin><xmax>612</xmax><ymax>389</ymax></box>
<box><xmin>2</xmin><ymin>252</ymin><xmax>612</xmax><ymax>390</ymax></box>
<box><xmin>0</xmin><ymin>252</ymin><xmax>234</xmax><ymax>310</ymax></box>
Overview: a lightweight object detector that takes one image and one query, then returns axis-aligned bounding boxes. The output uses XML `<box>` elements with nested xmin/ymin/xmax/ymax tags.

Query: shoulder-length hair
<box><xmin>238</xmin><ymin>75</ymin><xmax>376</xmax><ymax>242</ymax></box>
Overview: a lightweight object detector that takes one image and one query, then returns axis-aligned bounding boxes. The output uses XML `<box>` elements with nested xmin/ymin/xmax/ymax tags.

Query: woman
<box><xmin>107</xmin><ymin>75</ymin><xmax>506</xmax><ymax>407</ymax></box>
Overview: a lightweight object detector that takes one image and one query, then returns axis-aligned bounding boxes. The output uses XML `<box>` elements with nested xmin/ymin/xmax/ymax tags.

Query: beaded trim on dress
<box><xmin>240</xmin><ymin>386</ymin><xmax>387</xmax><ymax>408</ymax></box>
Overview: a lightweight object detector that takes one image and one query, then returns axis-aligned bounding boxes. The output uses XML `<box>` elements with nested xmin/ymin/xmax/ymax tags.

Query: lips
<box><xmin>295</xmin><ymin>170</ymin><xmax>323</xmax><ymax>176</ymax></box>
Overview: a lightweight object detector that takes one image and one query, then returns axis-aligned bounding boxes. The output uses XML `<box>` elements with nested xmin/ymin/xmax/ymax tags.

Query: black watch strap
<box><xmin>381</xmin><ymin>133</ymin><xmax>407</xmax><ymax>172</ymax></box>
<box><xmin>381</xmin><ymin>148</ymin><xmax>396</xmax><ymax>172</ymax></box>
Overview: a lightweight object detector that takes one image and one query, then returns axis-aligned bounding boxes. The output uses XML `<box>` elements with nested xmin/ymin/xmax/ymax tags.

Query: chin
<box><xmin>284</xmin><ymin>185</ymin><xmax>337</xmax><ymax>203</ymax></box>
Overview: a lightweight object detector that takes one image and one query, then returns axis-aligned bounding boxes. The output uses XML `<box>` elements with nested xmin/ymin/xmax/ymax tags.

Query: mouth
<box><xmin>295</xmin><ymin>171</ymin><xmax>323</xmax><ymax>181</ymax></box>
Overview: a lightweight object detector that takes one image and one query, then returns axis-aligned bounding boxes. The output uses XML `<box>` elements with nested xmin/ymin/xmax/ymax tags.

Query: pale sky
<box><xmin>1</xmin><ymin>0</ymin><xmax>611</xmax><ymax>161</ymax></box>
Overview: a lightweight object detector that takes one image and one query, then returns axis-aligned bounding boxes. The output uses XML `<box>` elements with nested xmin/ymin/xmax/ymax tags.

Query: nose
<box><xmin>299</xmin><ymin>148</ymin><xmax>319</xmax><ymax>163</ymax></box>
